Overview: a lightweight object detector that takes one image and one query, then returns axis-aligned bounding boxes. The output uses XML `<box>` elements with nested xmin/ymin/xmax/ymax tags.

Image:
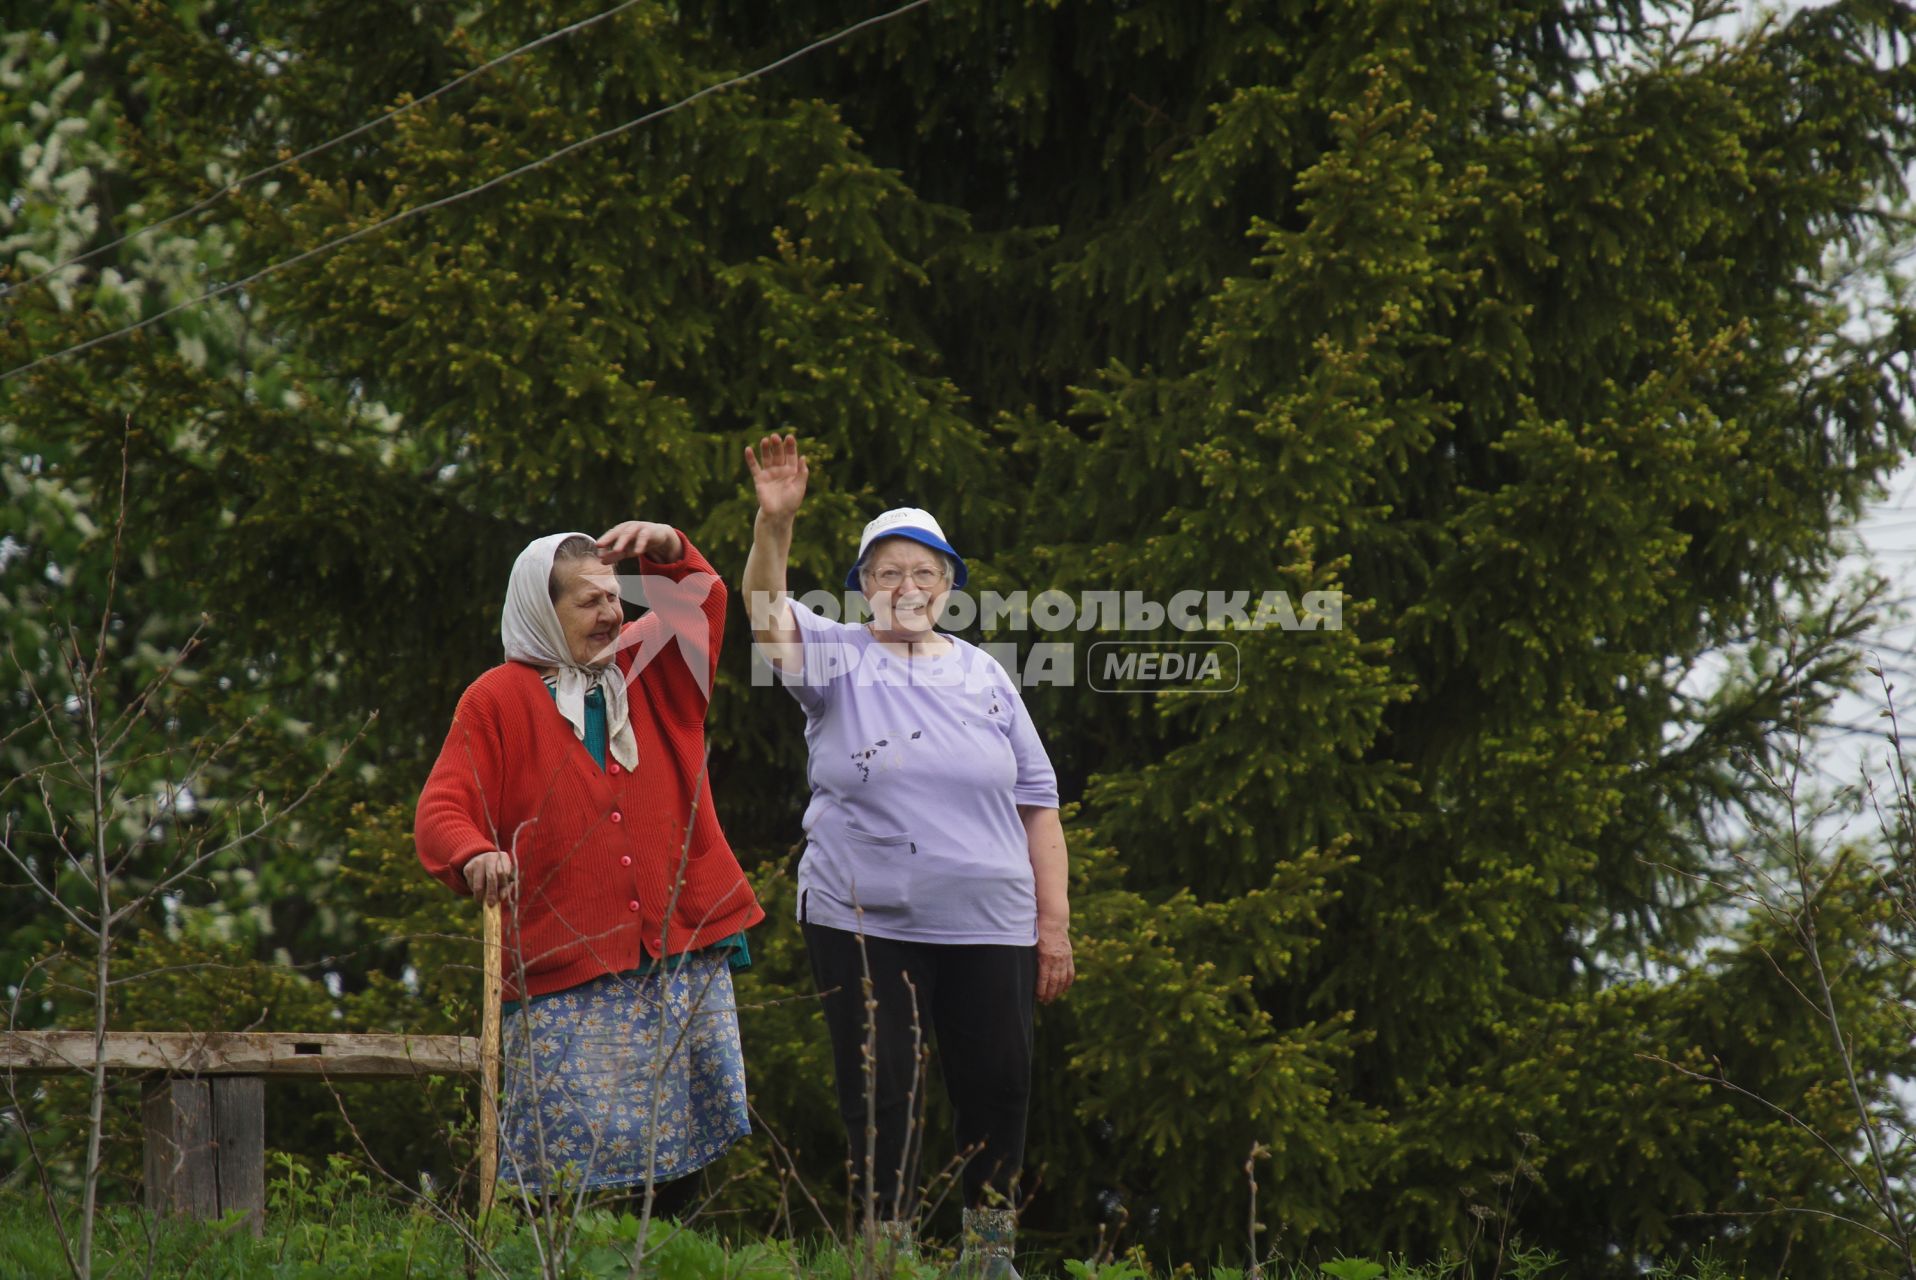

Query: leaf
<box><xmin>1319</xmin><ymin>1262</ymin><xmax>1386</xmax><ymax>1280</ymax></box>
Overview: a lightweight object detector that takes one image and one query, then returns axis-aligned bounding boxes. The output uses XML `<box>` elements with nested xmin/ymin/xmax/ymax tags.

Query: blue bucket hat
<box><xmin>843</xmin><ymin>507</ymin><xmax>969</xmax><ymax>590</ymax></box>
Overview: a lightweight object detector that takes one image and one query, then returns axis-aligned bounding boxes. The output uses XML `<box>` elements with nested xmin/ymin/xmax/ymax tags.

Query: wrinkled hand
<box><xmin>463</xmin><ymin>850</ymin><xmax>517</xmax><ymax>906</ymax></box>
<box><xmin>744</xmin><ymin>433</ymin><xmax>809</xmax><ymax>522</ymax></box>
<box><xmin>1037</xmin><ymin>918</ymin><xmax>1075</xmax><ymax>1004</ymax></box>
<box><xmin>597</xmin><ymin>520</ymin><xmax>683</xmax><ymax>564</ymax></box>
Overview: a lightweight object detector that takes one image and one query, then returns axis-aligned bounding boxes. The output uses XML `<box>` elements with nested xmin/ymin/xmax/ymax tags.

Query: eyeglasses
<box><xmin>865</xmin><ymin>565</ymin><xmax>949</xmax><ymax>590</ymax></box>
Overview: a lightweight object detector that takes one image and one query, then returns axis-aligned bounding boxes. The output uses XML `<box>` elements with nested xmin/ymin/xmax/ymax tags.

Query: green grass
<box><xmin>0</xmin><ymin>1192</ymin><xmax>1753</xmax><ymax>1280</ymax></box>
<box><xmin>2</xmin><ymin>1195</ymin><xmax>925</xmax><ymax>1280</ymax></box>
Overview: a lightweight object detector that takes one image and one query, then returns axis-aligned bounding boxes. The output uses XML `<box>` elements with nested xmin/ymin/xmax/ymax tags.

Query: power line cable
<box><xmin>0</xmin><ymin>0</ymin><xmax>932</xmax><ymax>384</ymax></box>
<box><xmin>0</xmin><ymin>0</ymin><xmax>652</xmax><ymax>300</ymax></box>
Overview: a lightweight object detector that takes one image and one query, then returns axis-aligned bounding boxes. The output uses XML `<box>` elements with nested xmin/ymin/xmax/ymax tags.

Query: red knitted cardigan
<box><xmin>414</xmin><ymin>533</ymin><xmax>764</xmax><ymax>1000</ymax></box>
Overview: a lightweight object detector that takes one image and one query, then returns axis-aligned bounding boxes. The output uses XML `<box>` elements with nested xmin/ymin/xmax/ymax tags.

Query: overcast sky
<box><xmin>1726</xmin><ymin>0</ymin><xmax>1915</xmax><ymax>834</ymax></box>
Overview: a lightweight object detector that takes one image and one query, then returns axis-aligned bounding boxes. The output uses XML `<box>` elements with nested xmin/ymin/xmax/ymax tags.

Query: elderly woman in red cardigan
<box><xmin>415</xmin><ymin>519</ymin><xmax>764</xmax><ymax>1213</ymax></box>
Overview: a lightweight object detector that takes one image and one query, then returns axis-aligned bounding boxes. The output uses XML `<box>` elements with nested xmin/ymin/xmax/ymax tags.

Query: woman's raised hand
<box><xmin>741</xmin><ymin>433</ymin><xmax>804</xmax><ymax>663</ymax></box>
<box><xmin>745</xmin><ymin>433</ymin><xmax>808</xmax><ymax>523</ymax></box>
<box><xmin>597</xmin><ymin>520</ymin><xmax>684</xmax><ymax>563</ymax></box>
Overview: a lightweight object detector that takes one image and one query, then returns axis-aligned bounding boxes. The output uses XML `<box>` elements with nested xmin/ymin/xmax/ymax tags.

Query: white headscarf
<box><xmin>501</xmin><ymin>533</ymin><xmax>640</xmax><ymax>772</ymax></box>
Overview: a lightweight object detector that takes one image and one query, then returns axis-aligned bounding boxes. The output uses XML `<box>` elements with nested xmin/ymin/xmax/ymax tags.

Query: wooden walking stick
<box><xmin>479</xmin><ymin>900</ymin><xmax>502</xmax><ymax>1219</ymax></box>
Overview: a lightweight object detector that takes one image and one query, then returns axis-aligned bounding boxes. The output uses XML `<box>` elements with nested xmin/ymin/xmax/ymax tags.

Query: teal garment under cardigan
<box><xmin>503</xmin><ymin>683</ymin><xmax>750</xmax><ymax>1017</ymax></box>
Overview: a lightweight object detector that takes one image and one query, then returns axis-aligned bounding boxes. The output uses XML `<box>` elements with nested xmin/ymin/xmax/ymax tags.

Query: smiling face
<box><xmin>861</xmin><ymin>536</ymin><xmax>953</xmax><ymax>639</ymax></box>
<box><xmin>550</xmin><ymin>555</ymin><xmax>623</xmax><ymax>667</ymax></box>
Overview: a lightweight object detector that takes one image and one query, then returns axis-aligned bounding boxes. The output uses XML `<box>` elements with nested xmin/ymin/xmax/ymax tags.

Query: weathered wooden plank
<box><xmin>0</xmin><ymin>1031</ymin><xmax>481</xmax><ymax>1078</ymax></box>
<box><xmin>212</xmin><ymin>1076</ymin><xmax>265</xmax><ymax>1235</ymax></box>
<box><xmin>141</xmin><ymin>1080</ymin><xmax>172</xmax><ymax>1218</ymax></box>
<box><xmin>144</xmin><ymin>1079</ymin><xmax>218</xmax><ymax>1221</ymax></box>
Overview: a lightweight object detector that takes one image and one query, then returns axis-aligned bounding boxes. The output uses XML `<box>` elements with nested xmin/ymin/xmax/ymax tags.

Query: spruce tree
<box><xmin>4</xmin><ymin>2</ymin><xmax>1914</xmax><ymax>1271</ymax></box>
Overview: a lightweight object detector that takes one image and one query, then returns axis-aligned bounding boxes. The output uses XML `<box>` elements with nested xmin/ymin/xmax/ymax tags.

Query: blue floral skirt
<box><xmin>498</xmin><ymin>949</ymin><xmax>750</xmax><ymax>1194</ymax></box>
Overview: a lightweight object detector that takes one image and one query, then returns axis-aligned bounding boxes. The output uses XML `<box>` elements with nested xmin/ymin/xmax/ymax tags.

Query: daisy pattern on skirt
<box><xmin>498</xmin><ymin>950</ymin><xmax>750</xmax><ymax>1195</ymax></box>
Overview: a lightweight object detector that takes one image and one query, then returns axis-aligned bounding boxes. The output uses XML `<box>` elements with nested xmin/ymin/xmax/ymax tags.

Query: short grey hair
<box><xmin>547</xmin><ymin>535</ymin><xmax>601</xmax><ymax>602</ymax></box>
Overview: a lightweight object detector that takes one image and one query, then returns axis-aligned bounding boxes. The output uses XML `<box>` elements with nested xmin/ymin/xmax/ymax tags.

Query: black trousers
<box><xmin>803</xmin><ymin>919</ymin><xmax>1036</xmax><ymax>1218</ymax></box>
<box><xmin>597</xmin><ymin>1172</ymin><xmax>702</xmax><ymax>1220</ymax></box>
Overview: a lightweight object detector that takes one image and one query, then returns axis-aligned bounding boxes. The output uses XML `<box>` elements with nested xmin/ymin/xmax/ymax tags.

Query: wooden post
<box><xmin>142</xmin><ymin>1076</ymin><xmax>263</xmax><ymax>1233</ymax></box>
<box><xmin>479</xmin><ymin>901</ymin><xmax>502</xmax><ymax>1218</ymax></box>
<box><xmin>143</xmin><ymin>1079</ymin><xmax>215</xmax><ymax>1221</ymax></box>
<box><xmin>212</xmin><ymin>1077</ymin><xmax>265</xmax><ymax>1233</ymax></box>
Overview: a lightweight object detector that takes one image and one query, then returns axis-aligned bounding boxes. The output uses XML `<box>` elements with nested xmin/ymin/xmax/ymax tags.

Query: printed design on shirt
<box><xmin>959</xmin><ymin>690</ymin><xmax>1006</xmax><ymax>728</ymax></box>
<box><xmin>850</xmin><ymin>728</ymin><xmax>924</xmax><ymax>783</ymax></box>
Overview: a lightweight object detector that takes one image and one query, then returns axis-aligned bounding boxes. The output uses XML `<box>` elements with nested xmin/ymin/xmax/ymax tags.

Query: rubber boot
<box><xmin>875</xmin><ymin>1217</ymin><xmax>917</xmax><ymax>1265</ymax></box>
<box><xmin>952</xmin><ymin>1206</ymin><xmax>1020</xmax><ymax>1280</ymax></box>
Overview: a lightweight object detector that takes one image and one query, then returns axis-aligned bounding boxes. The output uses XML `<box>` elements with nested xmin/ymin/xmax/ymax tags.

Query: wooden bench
<box><xmin>0</xmin><ymin>1031</ymin><xmax>482</xmax><ymax>1232</ymax></box>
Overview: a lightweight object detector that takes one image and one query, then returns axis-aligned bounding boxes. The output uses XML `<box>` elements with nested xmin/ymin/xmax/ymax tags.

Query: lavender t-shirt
<box><xmin>771</xmin><ymin>598</ymin><xmax>1060</xmax><ymax>945</ymax></box>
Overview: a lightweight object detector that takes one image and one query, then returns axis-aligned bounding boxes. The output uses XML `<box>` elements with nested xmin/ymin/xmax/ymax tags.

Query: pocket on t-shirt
<box><xmin>838</xmin><ymin>824</ymin><xmax>918</xmax><ymax>912</ymax></box>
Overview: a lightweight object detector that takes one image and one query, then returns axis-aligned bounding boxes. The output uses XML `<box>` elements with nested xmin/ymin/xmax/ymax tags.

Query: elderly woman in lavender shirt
<box><xmin>742</xmin><ymin>435</ymin><xmax>1072</xmax><ymax>1277</ymax></box>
